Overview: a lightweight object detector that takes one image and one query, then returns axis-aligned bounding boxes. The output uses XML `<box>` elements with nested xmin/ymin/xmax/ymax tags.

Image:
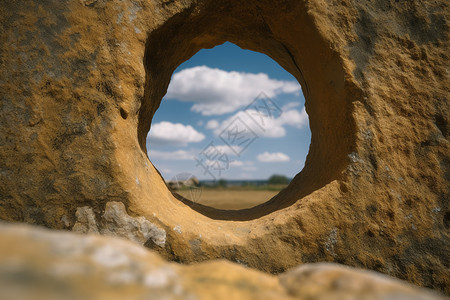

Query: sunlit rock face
<box><xmin>0</xmin><ymin>223</ymin><xmax>445</xmax><ymax>300</ymax></box>
<box><xmin>0</xmin><ymin>0</ymin><xmax>448</xmax><ymax>294</ymax></box>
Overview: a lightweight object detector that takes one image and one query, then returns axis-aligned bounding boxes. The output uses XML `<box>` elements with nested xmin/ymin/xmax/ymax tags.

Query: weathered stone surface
<box><xmin>280</xmin><ymin>263</ymin><xmax>445</xmax><ymax>300</ymax></box>
<box><xmin>73</xmin><ymin>201</ymin><xmax>166</xmax><ymax>246</ymax></box>
<box><xmin>72</xmin><ymin>206</ymin><xmax>99</xmax><ymax>234</ymax></box>
<box><xmin>0</xmin><ymin>223</ymin><xmax>444</xmax><ymax>300</ymax></box>
<box><xmin>0</xmin><ymin>0</ymin><xmax>448</xmax><ymax>294</ymax></box>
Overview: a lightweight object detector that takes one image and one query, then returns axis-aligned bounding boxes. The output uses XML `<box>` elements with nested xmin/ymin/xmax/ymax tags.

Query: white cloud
<box><xmin>229</xmin><ymin>160</ymin><xmax>244</xmax><ymax>167</ymax></box>
<box><xmin>278</xmin><ymin>107</ymin><xmax>309</xmax><ymax>129</ymax></box>
<box><xmin>282</xmin><ymin>102</ymin><xmax>301</xmax><ymax>110</ymax></box>
<box><xmin>201</xmin><ymin>144</ymin><xmax>242</xmax><ymax>156</ymax></box>
<box><xmin>147</xmin><ymin>121</ymin><xmax>205</xmax><ymax>146</ymax></box>
<box><xmin>148</xmin><ymin>149</ymin><xmax>195</xmax><ymax>160</ymax></box>
<box><xmin>257</xmin><ymin>152</ymin><xmax>290</xmax><ymax>163</ymax></box>
<box><xmin>228</xmin><ymin>160</ymin><xmax>257</xmax><ymax>171</ymax></box>
<box><xmin>213</xmin><ymin>107</ymin><xmax>308</xmax><ymax>138</ymax></box>
<box><xmin>165</xmin><ymin>66</ymin><xmax>301</xmax><ymax>115</ymax></box>
<box><xmin>205</xmin><ymin>119</ymin><xmax>219</xmax><ymax>130</ymax></box>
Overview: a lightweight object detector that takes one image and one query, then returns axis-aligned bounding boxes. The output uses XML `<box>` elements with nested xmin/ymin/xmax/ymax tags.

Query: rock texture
<box><xmin>0</xmin><ymin>0</ymin><xmax>449</xmax><ymax>295</ymax></box>
<box><xmin>0</xmin><ymin>223</ymin><xmax>444</xmax><ymax>300</ymax></box>
<box><xmin>279</xmin><ymin>263</ymin><xmax>446</xmax><ymax>300</ymax></box>
<box><xmin>72</xmin><ymin>201</ymin><xmax>166</xmax><ymax>246</ymax></box>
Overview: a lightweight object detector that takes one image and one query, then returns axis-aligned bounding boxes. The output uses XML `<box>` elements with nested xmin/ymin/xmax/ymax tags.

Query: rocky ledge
<box><xmin>0</xmin><ymin>222</ymin><xmax>445</xmax><ymax>300</ymax></box>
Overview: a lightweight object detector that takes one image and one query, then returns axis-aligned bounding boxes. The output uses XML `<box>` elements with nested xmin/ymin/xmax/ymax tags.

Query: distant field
<box><xmin>176</xmin><ymin>186</ymin><xmax>285</xmax><ymax>210</ymax></box>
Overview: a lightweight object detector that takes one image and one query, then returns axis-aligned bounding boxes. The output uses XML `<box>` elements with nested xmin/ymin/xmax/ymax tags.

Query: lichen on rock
<box><xmin>72</xmin><ymin>206</ymin><xmax>99</xmax><ymax>234</ymax></box>
<box><xmin>73</xmin><ymin>202</ymin><xmax>166</xmax><ymax>247</ymax></box>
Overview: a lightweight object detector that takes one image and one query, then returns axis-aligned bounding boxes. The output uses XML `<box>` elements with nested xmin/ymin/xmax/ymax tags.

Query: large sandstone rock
<box><xmin>0</xmin><ymin>222</ymin><xmax>444</xmax><ymax>300</ymax></box>
<box><xmin>0</xmin><ymin>0</ymin><xmax>448</xmax><ymax>294</ymax></box>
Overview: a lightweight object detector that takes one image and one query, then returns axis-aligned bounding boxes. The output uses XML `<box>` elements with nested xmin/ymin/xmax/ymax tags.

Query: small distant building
<box><xmin>166</xmin><ymin>176</ymin><xmax>199</xmax><ymax>190</ymax></box>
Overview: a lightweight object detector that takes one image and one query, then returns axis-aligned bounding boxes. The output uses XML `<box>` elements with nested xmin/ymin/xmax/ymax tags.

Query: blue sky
<box><xmin>146</xmin><ymin>42</ymin><xmax>311</xmax><ymax>181</ymax></box>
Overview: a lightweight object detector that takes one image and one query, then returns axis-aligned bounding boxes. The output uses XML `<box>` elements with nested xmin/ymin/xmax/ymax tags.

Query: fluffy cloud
<box><xmin>201</xmin><ymin>144</ymin><xmax>242</xmax><ymax>156</ymax></box>
<box><xmin>213</xmin><ymin>106</ymin><xmax>308</xmax><ymax>138</ymax></box>
<box><xmin>229</xmin><ymin>160</ymin><xmax>244</xmax><ymax>167</ymax></box>
<box><xmin>205</xmin><ymin>119</ymin><xmax>219</xmax><ymax>130</ymax></box>
<box><xmin>282</xmin><ymin>102</ymin><xmax>301</xmax><ymax>110</ymax></box>
<box><xmin>257</xmin><ymin>152</ymin><xmax>290</xmax><ymax>163</ymax></box>
<box><xmin>147</xmin><ymin>121</ymin><xmax>205</xmax><ymax>146</ymax></box>
<box><xmin>165</xmin><ymin>66</ymin><xmax>301</xmax><ymax>115</ymax></box>
<box><xmin>149</xmin><ymin>144</ymin><xmax>242</xmax><ymax>162</ymax></box>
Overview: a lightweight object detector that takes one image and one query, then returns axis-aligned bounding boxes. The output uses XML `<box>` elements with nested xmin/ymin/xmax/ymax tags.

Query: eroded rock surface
<box><xmin>280</xmin><ymin>263</ymin><xmax>445</xmax><ymax>300</ymax></box>
<box><xmin>0</xmin><ymin>0</ymin><xmax>448</xmax><ymax>294</ymax></box>
<box><xmin>0</xmin><ymin>223</ymin><xmax>444</xmax><ymax>300</ymax></box>
<box><xmin>73</xmin><ymin>201</ymin><xmax>166</xmax><ymax>246</ymax></box>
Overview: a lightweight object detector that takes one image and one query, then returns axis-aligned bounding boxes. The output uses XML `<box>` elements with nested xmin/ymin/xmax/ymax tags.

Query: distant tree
<box><xmin>268</xmin><ymin>174</ymin><xmax>289</xmax><ymax>185</ymax></box>
<box><xmin>217</xmin><ymin>179</ymin><xmax>228</xmax><ymax>188</ymax></box>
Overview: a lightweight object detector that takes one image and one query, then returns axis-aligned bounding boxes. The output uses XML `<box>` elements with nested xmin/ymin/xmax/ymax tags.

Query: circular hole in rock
<box><xmin>146</xmin><ymin>42</ymin><xmax>311</xmax><ymax>210</ymax></box>
<box><xmin>139</xmin><ymin>7</ymin><xmax>355</xmax><ymax>221</ymax></box>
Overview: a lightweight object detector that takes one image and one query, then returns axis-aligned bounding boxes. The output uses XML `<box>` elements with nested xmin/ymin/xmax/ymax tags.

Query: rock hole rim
<box><xmin>138</xmin><ymin>2</ymin><xmax>358</xmax><ymax>221</ymax></box>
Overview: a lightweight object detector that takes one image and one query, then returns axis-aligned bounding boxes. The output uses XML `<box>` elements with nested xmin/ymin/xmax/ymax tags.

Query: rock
<box><xmin>0</xmin><ymin>0</ymin><xmax>448</xmax><ymax>294</ymax></box>
<box><xmin>280</xmin><ymin>263</ymin><xmax>445</xmax><ymax>300</ymax></box>
<box><xmin>0</xmin><ymin>222</ymin><xmax>444</xmax><ymax>300</ymax></box>
<box><xmin>72</xmin><ymin>206</ymin><xmax>99</xmax><ymax>234</ymax></box>
<box><xmin>73</xmin><ymin>201</ymin><xmax>166</xmax><ymax>247</ymax></box>
<box><xmin>0</xmin><ymin>222</ymin><xmax>191</xmax><ymax>300</ymax></box>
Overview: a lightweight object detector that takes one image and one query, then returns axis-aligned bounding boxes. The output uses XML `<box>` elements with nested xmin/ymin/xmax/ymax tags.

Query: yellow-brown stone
<box><xmin>0</xmin><ymin>0</ymin><xmax>448</xmax><ymax>294</ymax></box>
<box><xmin>0</xmin><ymin>223</ymin><xmax>444</xmax><ymax>300</ymax></box>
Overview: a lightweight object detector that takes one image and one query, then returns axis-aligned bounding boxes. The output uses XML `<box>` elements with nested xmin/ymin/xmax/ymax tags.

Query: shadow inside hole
<box><xmin>120</xmin><ymin>107</ymin><xmax>128</xmax><ymax>119</ymax></box>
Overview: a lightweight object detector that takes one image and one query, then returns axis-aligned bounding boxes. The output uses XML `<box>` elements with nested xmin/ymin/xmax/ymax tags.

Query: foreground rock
<box><xmin>0</xmin><ymin>223</ymin><xmax>444</xmax><ymax>300</ymax></box>
<box><xmin>0</xmin><ymin>0</ymin><xmax>448</xmax><ymax>294</ymax></box>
